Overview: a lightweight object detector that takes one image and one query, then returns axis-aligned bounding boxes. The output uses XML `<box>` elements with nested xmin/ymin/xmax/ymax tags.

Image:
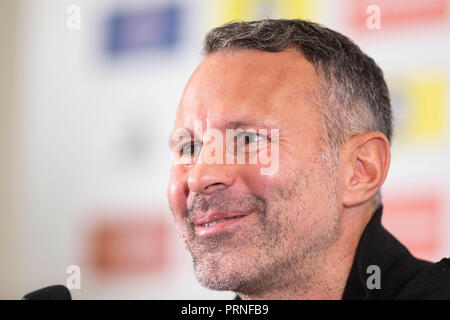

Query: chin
<box><xmin>192</xmin><ymin>253</ymin><xmax>257</xmax><ymax>292</ymax></box>
<box><xmin>194</xmin><ymin>268</ymin><xmax>249</xmax><ymax>292</ymax></box>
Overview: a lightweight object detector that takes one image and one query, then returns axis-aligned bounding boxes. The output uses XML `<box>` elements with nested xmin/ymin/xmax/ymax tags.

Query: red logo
<box><xmin>88</xmin><ymin>211</ymin><xmax>170</xmax><ymax>276</ymax></box>
<box><xmin>349</xmin><ymin>0</ymin><xmax>448</xmax><ymax>31</ymax></box>
<box><xmin>382</xmin><ymin>193</ymin><xmax>443</xmax><ymax>261</ymax></box>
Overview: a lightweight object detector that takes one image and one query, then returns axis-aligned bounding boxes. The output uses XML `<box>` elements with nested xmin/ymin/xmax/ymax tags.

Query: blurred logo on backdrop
<box><xmin>382</xmin><ymin>192</ymin><xmax>444</xmax><ymax>262</ymax></box>
<box><xmin>390</xmin><ymin>72</ymin><xmax>447</xmax><ymax>145</ymax></box>
<box><xmin>348</xmin><ymin>0</ymin><xmax>448</xmax><ymax>31</ymax></box>
<box><xmin>88</xmin><ymin>208</ymin><xmax>171</xmax><ymax>276</ymax></box>
<box><xmin>106</xmin><ymin>3</ymin><xmax>182</xmax><ymax>57</ymax></box>
<box><xmin>209</xmin><ymin>0</ymin><xmax>320</xmax><ymax>28</ymax></box>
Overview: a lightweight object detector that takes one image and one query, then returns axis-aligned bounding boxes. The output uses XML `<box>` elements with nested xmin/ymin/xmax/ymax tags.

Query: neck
<box><xmin>237</xmin><ymin>203</ymin><xmax>375</xmax><ymax>300</ymax></box>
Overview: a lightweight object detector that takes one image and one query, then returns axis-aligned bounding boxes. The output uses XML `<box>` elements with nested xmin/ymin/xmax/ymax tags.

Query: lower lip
<box><xmin>195</xmin><ymin>215</ymin><xmax>249</xmax><ymax>236</ymax></box>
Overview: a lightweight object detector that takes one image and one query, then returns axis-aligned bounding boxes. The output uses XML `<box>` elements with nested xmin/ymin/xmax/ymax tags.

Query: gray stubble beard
<box><xmin>184</xmin><ymin>168</ymin><xmax>340</xmax><ymax>298</ymax></box>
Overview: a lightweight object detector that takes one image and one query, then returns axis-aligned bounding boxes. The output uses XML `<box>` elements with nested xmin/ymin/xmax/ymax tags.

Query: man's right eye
<box><xmin>179</xmin><ymin>142</ymin><xmax>201</xmax><ymax>158</ymax></box>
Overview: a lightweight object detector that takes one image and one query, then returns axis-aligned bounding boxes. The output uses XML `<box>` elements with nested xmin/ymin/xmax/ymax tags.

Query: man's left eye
<box><xmin>234</xmin><ymin>132</ymin><xmax>268</xmax><ymax>154</ymax></box>
<box><xmin>241</xmin><ymin>132</ymin><xmax>264</xmax><ymax>144</ymax></box>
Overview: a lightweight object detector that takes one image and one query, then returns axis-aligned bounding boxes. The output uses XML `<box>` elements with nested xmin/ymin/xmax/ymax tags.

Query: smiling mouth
<box><xmin>194</xmin><ymin>213</ymin><xmax>251</xmax><ymax>236</ymax></box>
<box><xmin>201</xmin><ymin>215</ymin><xmax>244</xmax><ymax>227</ymax></box>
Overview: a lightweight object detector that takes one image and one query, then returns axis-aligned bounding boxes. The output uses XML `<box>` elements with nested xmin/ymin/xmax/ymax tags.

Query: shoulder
<box><xmin>396</xmin><ymin>258</ymin><xmax>450</xmax><ymax>299</ymax></box>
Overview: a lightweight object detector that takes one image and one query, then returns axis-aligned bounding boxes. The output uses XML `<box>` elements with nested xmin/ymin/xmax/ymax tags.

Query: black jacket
<box><xmin>343</xmin><ymin>205</ymin><xmax>450</xmax><ymax>299</ymax></box>
<box><xmin>236</xmin><ymin>206</ymin><xmax>450</xmax><ymax>299</ymax></box>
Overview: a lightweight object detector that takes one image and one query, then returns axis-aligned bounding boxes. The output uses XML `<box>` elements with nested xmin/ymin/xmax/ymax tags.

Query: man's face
<box><xmin>168</xmin><ymin>49</ymin><xmax>342</xmax><ymax>294</ymax></box>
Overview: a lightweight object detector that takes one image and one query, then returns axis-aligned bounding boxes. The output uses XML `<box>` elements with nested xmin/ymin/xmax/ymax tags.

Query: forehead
<box><xmin>174</xmin><ymin>49</ymin><xmax>320</xmax><ymax>131</ymax></box>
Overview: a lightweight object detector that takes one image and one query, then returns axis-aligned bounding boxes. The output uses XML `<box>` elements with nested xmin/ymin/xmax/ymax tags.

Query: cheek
<box><xmin>167</xmin><ymin>167</ymin><xmax>188</xmax><ymax>219</ymax></box>
<box><xmin>246</xmin><ymin>147</ymin><xmax>294</xmax><ymax>190</ymax></box>
<box><xmin>243</xmin><ymin>152</ymin><xmax>307</xmax><ymax>206</ymax></box>
<box><xmin>240</xmin><ymin>164</ymin><xmax>283</xmax><ymax>196</ymax></box>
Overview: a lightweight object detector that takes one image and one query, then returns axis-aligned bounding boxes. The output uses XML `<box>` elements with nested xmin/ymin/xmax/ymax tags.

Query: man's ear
<box><xmin>340</xmin><ymin>132</ymin><xmax>391</xmax><ymax>208</ymax></box>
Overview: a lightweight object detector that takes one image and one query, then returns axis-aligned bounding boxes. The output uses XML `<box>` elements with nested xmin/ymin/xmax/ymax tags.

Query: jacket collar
<box><xmin>342</xmin><ymin>205</ymin><xmax>430</xmax><ymax>299</ymax></box>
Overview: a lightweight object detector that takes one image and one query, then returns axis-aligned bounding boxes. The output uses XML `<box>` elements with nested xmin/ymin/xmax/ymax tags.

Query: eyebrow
<box><xmin>224</xmin><ymin>121</ymin><xmax>257</xmax><ymax>130</ymax></box>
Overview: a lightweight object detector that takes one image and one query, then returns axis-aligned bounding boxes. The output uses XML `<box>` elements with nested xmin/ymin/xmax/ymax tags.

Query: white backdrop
<box><xmin>2</xmin><ymin>0</ymin><xmax>449</xmax><ymax>299</ymax></box>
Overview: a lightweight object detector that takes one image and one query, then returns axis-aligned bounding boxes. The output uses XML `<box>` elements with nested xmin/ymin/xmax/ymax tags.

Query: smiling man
<box><xmin>167</xmin><ymin>19</ymin><xmax>450</xmax><ymax>300</ymax></box>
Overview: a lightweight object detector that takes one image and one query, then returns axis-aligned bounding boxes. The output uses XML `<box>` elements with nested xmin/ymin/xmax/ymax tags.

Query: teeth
<box><xmin>202</xmin><ymin>218</ymin><xmax>229</xmax><ymax>227</ymax></box>
<box><xmin>200</xmin><ymin>215</ymin><xmax>245</xmax><ymax>227</ymax></box>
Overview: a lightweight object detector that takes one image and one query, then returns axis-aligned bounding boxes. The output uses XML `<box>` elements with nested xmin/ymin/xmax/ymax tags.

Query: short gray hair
<box><xmin>203</xmin><ymin>19</ymin><xmax>392</xmax><ymax>205</ymax></box>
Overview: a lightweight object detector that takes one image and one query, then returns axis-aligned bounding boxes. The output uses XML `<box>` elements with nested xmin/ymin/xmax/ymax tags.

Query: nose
<box><xmin>187</xmin><ymin>163</ymin><xmax>236</xmax><ymax>195</ymax></box>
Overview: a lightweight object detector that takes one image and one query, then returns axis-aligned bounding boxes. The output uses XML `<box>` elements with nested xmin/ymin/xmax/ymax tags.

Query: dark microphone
<box><xmin>22</xmin><ymin>285</ymin><xmax>72</xmax><ymax>300</ymax></box>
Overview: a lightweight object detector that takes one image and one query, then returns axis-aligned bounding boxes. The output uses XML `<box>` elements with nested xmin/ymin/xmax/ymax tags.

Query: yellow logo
<box><xmin>208</xmin><ymin>0</ymin><xmax>319</xmax><ymax>29</ymax></box>
<box><xmin>390</xmin><ymin>73</ymin><xmax>447</xmax><ymax>145</ymax></box>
